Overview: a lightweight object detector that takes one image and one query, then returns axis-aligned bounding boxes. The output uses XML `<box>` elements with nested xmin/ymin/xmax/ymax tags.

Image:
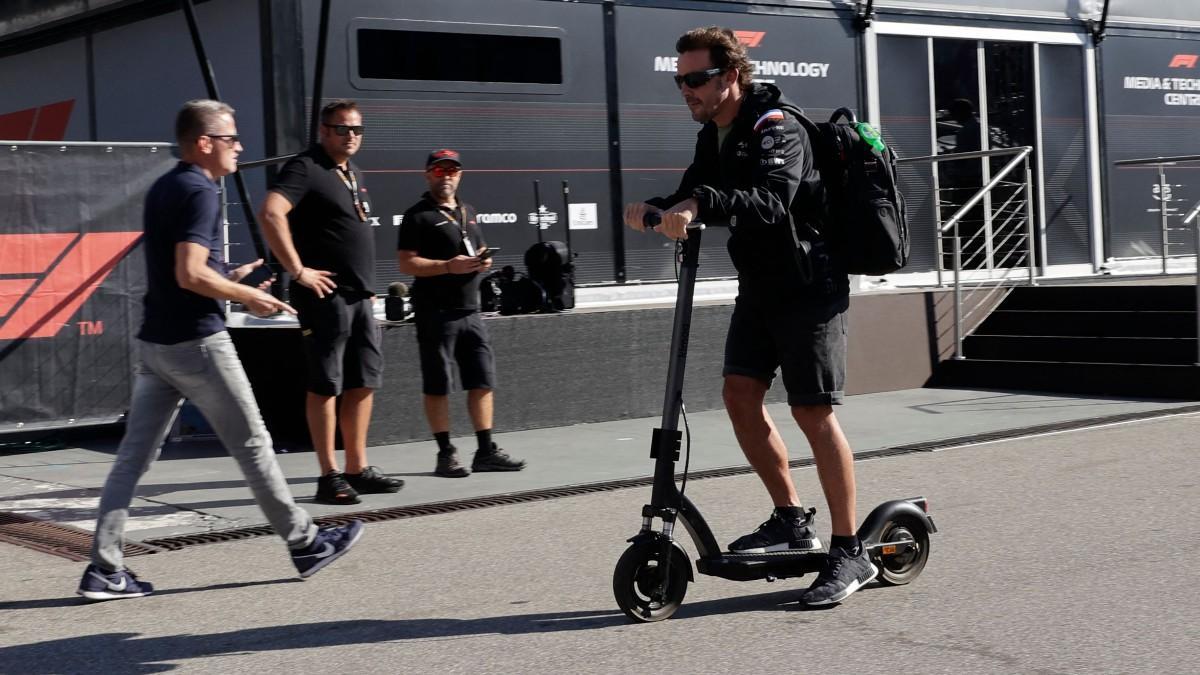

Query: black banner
<box><xmin>0</xmin><ymin>143</ymin><xmax>174</xmax><ymax>432</ymax></box>
<box><xmin>1102</xmin><ymin>35</ymin><xmax>1200</xmax><ymax>259</ymax></box>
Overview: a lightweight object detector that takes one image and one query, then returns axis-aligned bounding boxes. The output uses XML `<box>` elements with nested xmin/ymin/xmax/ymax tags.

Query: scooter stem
<box><xmin>649</xmin><ymin>227</ymin><xmax>704</xmax><ymax>508</ymax></box>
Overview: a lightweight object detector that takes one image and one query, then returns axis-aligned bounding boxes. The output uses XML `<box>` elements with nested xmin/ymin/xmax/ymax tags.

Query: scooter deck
<box><xmin>696</xmin><ymin>549</ymin><xmax>827</xmax><ymax>582</ymax></box>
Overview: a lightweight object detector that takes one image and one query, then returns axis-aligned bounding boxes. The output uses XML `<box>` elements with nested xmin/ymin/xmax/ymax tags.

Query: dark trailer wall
<box><xmin>2</xmin><ymin>0</ymin><xmax>1199</xmax><ymax>288</ymax></box>
<box><xmin>302</xmin><ymin>0</ymin><xmax>859</xmax><ymax>287</ymax></box>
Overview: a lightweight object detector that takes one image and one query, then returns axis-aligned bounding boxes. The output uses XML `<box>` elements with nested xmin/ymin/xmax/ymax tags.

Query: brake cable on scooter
<box><xmin>674</xmin><ymin>239</ymin><xmax>693</xmax><ymax>501</ymax></box>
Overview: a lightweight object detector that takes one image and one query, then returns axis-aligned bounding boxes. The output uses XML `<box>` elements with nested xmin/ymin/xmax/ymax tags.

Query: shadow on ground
<box><xmin>0</xmin><ymin>589</ymin><xmax>807</xmax><ymax>672</ymax></box>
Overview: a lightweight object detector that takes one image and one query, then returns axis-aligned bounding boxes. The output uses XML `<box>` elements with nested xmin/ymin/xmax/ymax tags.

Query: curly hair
<box><xmin>676</xmin><ymin>26</ymin><xmax>755</xmax><ymax>89</ymax></box>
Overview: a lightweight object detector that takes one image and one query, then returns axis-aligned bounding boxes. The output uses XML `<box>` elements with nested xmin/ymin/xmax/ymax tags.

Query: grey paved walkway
<box><xmin>0</xmin><ymin>387</ymin><xmax>1195</xmax><ymax>539</ymax></box>
<box><xmin>1</xmin><ymin>413</ymin><xmax>1197</xmax><ymax>673</ymax></box>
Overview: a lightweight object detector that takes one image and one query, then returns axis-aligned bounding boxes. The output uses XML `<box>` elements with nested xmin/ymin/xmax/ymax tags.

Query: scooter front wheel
<box><xmin>613</xmin><ymin>542</ymin><xmax>689</xmax><ymax>623</ymax></box>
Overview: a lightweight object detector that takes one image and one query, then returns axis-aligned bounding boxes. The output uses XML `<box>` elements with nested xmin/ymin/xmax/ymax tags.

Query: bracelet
<box><xmin>293</xmin><ymin>267</ymin><xmax>305</xmax><ymax>281</ymax></box>
<box><xmin>444</xmin><ymin>260</ymin><xmax>451</xmax><ymax>274</ymax></box>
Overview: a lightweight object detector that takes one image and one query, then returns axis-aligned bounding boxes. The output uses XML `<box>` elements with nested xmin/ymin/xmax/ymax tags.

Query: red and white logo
<box><xmin>0</xmin><ymin>232</ymin><xmax>141</xmax><ymax>340</ymax></box>
<box><xmin>735</xmin><ymin>31</ymin><xmax>765</xmax><ymax>48</ymax></box>
<box><xmin>1169</xmin><ymin>54</ymin><xmax>1198</xmax><ymax>69</ymax></box>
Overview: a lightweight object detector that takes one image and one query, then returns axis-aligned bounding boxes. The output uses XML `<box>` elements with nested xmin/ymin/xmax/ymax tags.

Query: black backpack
<box><xmin>784</xmin><ymin>105</ymin><xmax>910</xmax><ymax>276</ymax></box>
<box><xmin>523</xmin><ymin>240</ymin><xmax>575</xmax><ymax>311</ymax></box>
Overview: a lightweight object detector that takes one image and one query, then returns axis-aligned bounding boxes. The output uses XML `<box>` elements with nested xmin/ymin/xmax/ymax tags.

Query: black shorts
<box><xmin>292</xmin><ymin>288</ymin><xmax>383</xmax><ymax>396</ymax></box>
<box><xmin>722</xmin><ymin>296</ymin><xmax>847</xmax><ymax>406</ymax></box>
<box><xmin>415</xmin><ymin>309</ymin><xmax>496</xmax><ymax>396</ymax></box>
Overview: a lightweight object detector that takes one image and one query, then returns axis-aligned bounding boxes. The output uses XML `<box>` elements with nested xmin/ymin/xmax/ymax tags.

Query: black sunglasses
<box><xmin>674</xmin><ymin>67</ymin><xmax>724</xmax><ymax>90</ymax></box>
<box><xmin>204</xmin><ymin>133</ymin><xmax>240</xmax><ymax>144</ymax></box>
<box><xmin>324</xmin><ymin>124</ymin><xmax>365</xmax><ymax>136</ymax></box>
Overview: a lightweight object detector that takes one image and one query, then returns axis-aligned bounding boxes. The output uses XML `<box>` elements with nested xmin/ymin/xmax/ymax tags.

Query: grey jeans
<box><xmin>91</xmin><ymin>331</ymin><xmax>316</xmax><ymax>571</ymax></box>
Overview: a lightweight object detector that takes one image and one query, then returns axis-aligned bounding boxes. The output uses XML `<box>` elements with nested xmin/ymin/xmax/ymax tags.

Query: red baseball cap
<box><xmin>426</xmin><ymin>148</ymin><xmax>462</xmax><ymax>168</ymax></box>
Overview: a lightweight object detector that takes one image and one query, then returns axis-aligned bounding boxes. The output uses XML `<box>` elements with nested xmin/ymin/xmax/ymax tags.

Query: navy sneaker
<box><xmin>728</xmin><ymin>508</ymin><xmax>823</xmax><ymax>554</ymax></box>
<box><xmin>800</xmin><ymin>544</ymin><xmax>878</xmax><ymax>606</ymax></box>
<box><xmin>77</xmin><ymin>564</ymin><xmax>154</xmax><ymax>601</ymax></box>
<box><xmin>291</xmin><ymin>520</ymin><xmax>364</xmax><ymax>579</ymax></box>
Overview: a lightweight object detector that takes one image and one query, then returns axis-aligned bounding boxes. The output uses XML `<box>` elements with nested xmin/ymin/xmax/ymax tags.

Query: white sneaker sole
<box><xmin>805</xmin><ymin>563</ymin><xmax>879</xmax><ymax>606</ymax></box>
<box><xmin>77</xmin><ymin>589</ymin><xmax>150</xmax><ymax>601</ymax></box>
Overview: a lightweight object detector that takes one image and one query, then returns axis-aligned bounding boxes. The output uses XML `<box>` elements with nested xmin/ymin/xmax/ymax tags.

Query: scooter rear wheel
<box><xmin>613</xmin><ymin>542</ymin><xmax>689</xmax><ymax>623</ymax></box>
<box><xmin>873</xmin><ymin>514</ymin><xmax>930</xmax><ymax>586</ymax></box>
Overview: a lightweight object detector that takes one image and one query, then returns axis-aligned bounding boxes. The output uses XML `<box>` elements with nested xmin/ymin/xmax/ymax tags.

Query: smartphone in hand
<box><xmin>477</xmin><ymin>247</ymin><xmax>501</xmax><ymax>261</ymax></box>
<box><xmin>238</xmin><ymin>264</ymin><xmax>275</xmax><ymax>287</ymax></box>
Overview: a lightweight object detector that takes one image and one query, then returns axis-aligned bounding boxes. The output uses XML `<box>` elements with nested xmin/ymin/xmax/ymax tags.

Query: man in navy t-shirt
<box><xmin>77</xmin><ymin>100</ymin><xmax>363</xmax><ymax>602</ymax></box>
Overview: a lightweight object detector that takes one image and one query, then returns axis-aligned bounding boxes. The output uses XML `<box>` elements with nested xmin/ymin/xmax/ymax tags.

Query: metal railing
<box><xmin>1112</xmin><ymin>154</ymin><xmax>1200</xmax><ymax>365</ymax></box>
<box><xmin>898</xmin><ymin>146</ymin><xmax>1037</xmax><ymax>359</ymax></box>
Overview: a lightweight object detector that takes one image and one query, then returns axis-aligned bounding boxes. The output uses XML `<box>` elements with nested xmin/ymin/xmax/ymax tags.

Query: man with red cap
<box><xmin>397</xmin><ymin>149</ymin><xmax>527</xmax><ymax>477</ymax></box>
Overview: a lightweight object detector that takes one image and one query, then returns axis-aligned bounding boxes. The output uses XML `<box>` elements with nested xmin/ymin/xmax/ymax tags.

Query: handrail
<box><xmin>1113</xmin><ymin>154</ymin><xmax>1200</xmax><ymax>167</ymax></box>
<box><xmin>897</xmin><ymin>146</ymin><xmax>1031</xmax><ymax>165</ymax></box>
<box><xmin>238</xmin><ymin>152</ymin><xmax>299</xmax><ymax>170</ymax></box>
<box><xmin>904</xmin><ymin>145</ymin><xmax>1037</xmax><ymax>360</ymax></box>
<box><xmin>941</xmin><ymin>147</ymin><xmax>1032</xmax><ymax>234</ymax></box>
<box><xmin>1115</xmin><ymin>153</ymin><xmax>1200</xmax><ymax>366</ymax></box>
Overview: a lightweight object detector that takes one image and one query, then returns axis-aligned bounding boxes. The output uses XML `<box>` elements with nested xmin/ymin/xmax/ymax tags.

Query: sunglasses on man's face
<box><xmin>203</xmin><ymin>133</ymin><xmax>240</xmax><ymax>145</ymax></box>
<box><xmin>324</xmin><ymin>124</ymin><xmax>365</xmax><ymax>137</ymax></box>
<box><xmin>674</xmin><ymin>67</ymin><xmax>724</xmax><ymax>90</ymax></box>
<box><xmin>428</xmin><ymin>165</ymin><xmax>461</xmax><ymax>177</ymax></box>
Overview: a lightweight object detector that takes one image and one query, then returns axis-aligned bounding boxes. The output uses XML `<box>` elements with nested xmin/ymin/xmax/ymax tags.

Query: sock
<box><xmin>475</xmin><ymin>429</ymin><xmax>493</xmax><ymax>454</ymax></box>
<box><xmin>434</xmin><ymin>432</ymin><xmax>453</xmax><ymax>456</ymax></box>
<box><xmin>775</xmin><ymin>505</ymin><xmax>806</xmax><ymax>521</ymax></box>
<box><xmin>830</xmin><ymin>534</ymin><xmax>861</xmax><ymax>555</ymax></box>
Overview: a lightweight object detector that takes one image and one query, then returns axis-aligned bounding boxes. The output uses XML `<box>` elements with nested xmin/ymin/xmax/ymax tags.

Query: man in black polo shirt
<box><xmin>260</xmin><ymin>99</ymin><xmax>403</xmax><ymax>504</ymax></box>
<box><xmin>397</xmin><ymin>149</ymin><xmax>526</xmax><ymax>477</ymax></box>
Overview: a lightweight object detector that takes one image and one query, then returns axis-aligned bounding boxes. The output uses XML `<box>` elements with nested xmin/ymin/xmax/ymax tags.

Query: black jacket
<box><xmin>648</xmin><ymin>83</ymin><xmax>847</xmax><ymax>304</ymax></box>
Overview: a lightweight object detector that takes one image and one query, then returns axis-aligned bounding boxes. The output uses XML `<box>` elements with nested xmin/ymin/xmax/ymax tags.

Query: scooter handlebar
<box><xmin>642</xmin><ymin>211</ymin><xmax>704</xmax><ymax>231</ymax></box>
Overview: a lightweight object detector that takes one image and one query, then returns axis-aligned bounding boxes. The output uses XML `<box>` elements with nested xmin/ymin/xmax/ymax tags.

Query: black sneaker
<box><xmin>472</xmin><ymin>443</ymin><xmax>526</xmax><ymax>472</ymax></box>
<box><xmin>727</xmin><ymin>508</ymin><xmax>823</xmax><ymax>553</ymax></box>
<box><xmin>435</xmin><ymin>447</ymin><xmax>470</xmax><ymax>478</ymax></box>
<box><xmin>314</xmin><ymin>471</ymin><xmax>361</xmax><ymax>505</ymax></box>
<box><xmin>345</xmin><ymin>466</ymin><xmax>404</xmax><ymax>494</ymax></box>
<box><xmin>76</xmin><ymin>564</ymin><xmax>154</xmax><ymax>601</ymax></box>
<box><xmin>291</xmin><ymin>521</ymin><xmax>364</xmax><ymax>579</ymax></box>
<box><xmin>799</xmin><ymin>544</ymin><xmax>878</xmax><ymax>606</ymax></box>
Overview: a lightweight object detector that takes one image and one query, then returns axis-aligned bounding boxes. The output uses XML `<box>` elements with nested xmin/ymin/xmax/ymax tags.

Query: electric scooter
<box><xmin>612</xmin><ymin>214</ymin><xmax>936</xmax><ymax>623</ymax></box>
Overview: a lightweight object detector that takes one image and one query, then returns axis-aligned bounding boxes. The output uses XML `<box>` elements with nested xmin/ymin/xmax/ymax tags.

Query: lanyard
<box><xmin>335</xmin><ymin>165</ymin><xmax>367</xmax><ymax>222</ymax></box>
<box><xmin>439</xmin><ymin>203</ymin><xmax>476</xmax><ymax>256</ymax></box>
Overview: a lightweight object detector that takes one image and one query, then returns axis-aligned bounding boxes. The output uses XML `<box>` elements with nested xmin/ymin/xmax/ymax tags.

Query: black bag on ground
<box><xmin>523</xmin><ymin>240</ymin><xmax>575</xmax><ymax>311</ymax></box>
<box><xmin>487</xmin><ymin>265</ymin><xmax>547</xmax><ymax>316</ymax></box>
<box><xmin>786</xmin><ymin>105</ymin><xmax>910</xmax><ymax>276</ymax></box>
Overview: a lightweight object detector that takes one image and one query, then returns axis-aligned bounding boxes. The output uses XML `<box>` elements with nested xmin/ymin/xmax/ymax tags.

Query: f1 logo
<box><xmin>0</xmin><ymin>232</ymin><xmax>141</xmax><ymax>341</ymax></box>
<box><xmin>1169</xmin><ymin>54</ymin><xmax>1198</xmax><ymax>69</ymax></box>
<box><xmin>734</xmin><ymin>31</ymin><xmax>765</xmax><ymax>48</ymax></box>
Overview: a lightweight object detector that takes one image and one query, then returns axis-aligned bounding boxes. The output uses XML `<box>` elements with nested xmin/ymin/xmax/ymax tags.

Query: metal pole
<box><xmin>532</xmin><ymin>180</ymin><xmax>544</xmax><ymax>244</ymax></box>
<box><xmin>181</xmin><ymin>0</ymin><xmax>220</xmax><ymax>99</ymax></box>
<box><xmin>561</xmin><ymin>180</ymin><xmax>573</xmax><ymax>260</ymax></box>
<box><xmin>953</xmin><ymin>231</ymin><xmax>963</xmax><ymax>360</ymax></box>
<box><xmin>1159</xmin><ymin>163</ymin><xmax>1170</xmax><ymax>274</ymax></box>
<box><xmin>1024</xmin><ymin>157</ymin><xmax>1037</xmax><ymax>286</ymax></box>
<box><xmin>308</xmin><ymin>0</ymin><xmax>332</xmax><ymax>145</ymax></box>
<box><xmin>180</xmin><ymin>0</ymin><xmax>269</xmax><ymax>263</ymax></box>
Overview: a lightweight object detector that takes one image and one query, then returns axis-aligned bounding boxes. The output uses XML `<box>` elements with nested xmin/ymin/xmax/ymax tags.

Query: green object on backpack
<box><xmin>855</xmin><ymin>122</ymin><xmax>887</xmax><ymax>154</ymax></box>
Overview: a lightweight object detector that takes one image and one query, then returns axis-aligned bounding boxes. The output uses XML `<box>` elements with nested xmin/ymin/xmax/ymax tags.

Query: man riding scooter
<box><xmin>623</xmin><ymin>26</ymin><xmax>873</xmax><ymax>606</ymax></box>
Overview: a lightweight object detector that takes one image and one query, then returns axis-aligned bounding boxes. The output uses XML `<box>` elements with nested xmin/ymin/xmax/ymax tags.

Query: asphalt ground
<box><xmin>1</xmin><ymin>387</ymin><xmax>1195</xmax><ymax>540</ymax></box>
<box><xmin>1</xmin><ymin>412</ymin><xmax>1197</xmax><ymax>674</ymax></box>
